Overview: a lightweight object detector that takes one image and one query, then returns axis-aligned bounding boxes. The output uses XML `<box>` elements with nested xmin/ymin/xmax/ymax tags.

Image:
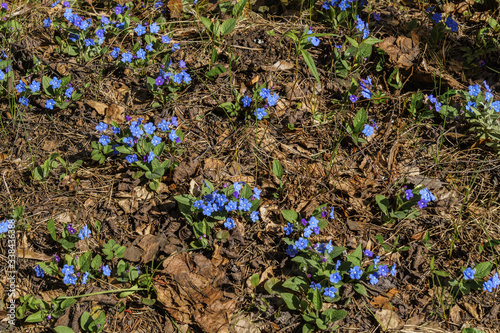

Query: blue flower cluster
<box><xmin>240</xmin><ymin>87</ymin><xmax>280</xmax><ymax>121</ymax></box>
<box><xmin>463</xmin><ymin>81</ymin><xmax>499</xmax><ymax>114</ymax></box>
<box><xmin>355</xmin><ymin>15</ymin><xmax>369</xmax><ymax>39</ymax></box>
<box><xmin>483</xmin><ymin>272</ymin><xmax>500</xmax><ymax>292</ymax></box>
<box><xmin>155</xmin><ymin>60</ymin><xmax>192</xmax><ymax>87</ymax></box>
<box><xmin>95</xmin><ymin>116</ymin><xmax>180</xmax><ymax>164</ymax></box>
<box><xmin>427</xmin><ymin>94</ymin><xmax>442</xmax><ymax>112</ymax></box>
<box><xmin>360</xmin><ymin>76</ymin><xmax>372</xmax><ymax>99</ymax></box>
<box><xmin>417</xmin><ymin>187</ymin><xmax>436</xmax><ymax>209</ymax></box>
<box><xmin>306</xmin><ymin>28</ymin><xmax>320</xmax><ymax>47</ymax></box>
<box><xmin>322</xmin><ymin>0</ymin><xmax>361</xmax><ymax>11</ymax></box>
<box><xmin>427</xmin><ymin>7</ymin><xmax>458</xmax><ymax>32</ymax></box>
<box><xmin>192</xmin><ymin>181</ymin><xmax>261</xmax><ymax>230</ymax></box>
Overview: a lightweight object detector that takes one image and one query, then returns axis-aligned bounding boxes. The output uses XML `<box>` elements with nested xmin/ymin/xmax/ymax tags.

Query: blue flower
<box><xmin>147</xmin><ymin>151</ymin><xmax>155</xmax><ymax>163</ymax></box>
<box><xmin>224</xmin><ymin>218</ymin><xmax>236</xmax><ymax>230</ymax></box>
<box><xmin>431</xmin><ymin>13</ymin><xmax>442</xmax><ymax>23</ymax></box>
<box><xmin>233</xmin><ymin>181</ymin><xmax>244</xmax><ymax>192</ymax></box>
<box><xmin>491</xmin><ymin>273</ymin><xmax>500</xmax><ymax>288</ymax></box>
<box><xmin>463</xmin><ymin>267</ymin><xmax>475</xmax><ymax>280</ymax></box>
<box><xmin>61</xmin><ymin>87</ymin><xmax>73</xmax><ymax>99</ymax></box>
<box><xmin>45</xmin><ymin>99</ymin><xmax>56</xmax><ymax>110</ymax></box>
<box><xmin>355</xmin><ymin>16</ymin><xmax>365</xmax><ymax>32</ymax></box>
<box><xmin>63</xmin><ymin>274</ymin><xmax>77</xmax><ymax>285</ymax></box>
<box><xmin>225</xmin><ymin>200</ymin><xmax>237</xmax><ymax>212</ymax></box>
<box><xmin>483</xmin><ymin>280</ymin><xmax>494</xmax><ymax>292</ymax></box>
<box><xmin>252</xmin><ymin>187</ymin><xmax>262</xmax><ymax>200</ymax></box>
<box><xmin>82</xmin><ymin>271</ymin><xmax>89</xmax><ymax>284</ymax></box>
<box><xmin>162</xmin><ymin>35</ymin><xmax>171</xmax><ymax>44</ymax></box>
<box><xmin>171</xmin><ymin>43</ymin><xmax>180</xmax><ymax>52</ymax></box>
<box><xmin>202</xmin><ymin>204</ymin><xmax>214</xmax><ymax>216</ymax></box>
<box><xmin>373</xmin><ymin>13</ymin><xmax>381</xmax><ymax>21</ymax></box>
<box><xmin>350</xmin><ymin>95</ymin><xmax>358</xmax><ymax>103</ymax></box>
<box><xmin>110</xmin><ymin>47</ymin><xmax>120</xmax><ymax>59</ymax></box>
<box><xmin>465</xmin><ymin>101</ymin><xmax>476</xmax><ymax>112</ymax></box>
<box><xmin>143</xmin><ymin>122</ymin><xmax>156</xmax><ymax>135</ymax></box>
<box><xmin>330</xmin><ymin>272</ymin><xmax>341</xmax><ymax>284</ymax></box>
<box><xmin>135</xmin><ymin>24</ymin><xmax>146</xmax><ymax>36</ymax></box>
<box><xmin>43</xmin><ymin>18</ymin><xmax>52</xmax><ymax>27</ymax></box>
<box><xmin>146</xmin><ymin>43</ymin><xmax>154</xmax><ymax>52</ymax></box>
<box><xmin>295</xmin><ymin>237</ymin><xmax>308</xmax><ymax>250</ymax></box>
<box><xmin>101</xmin><ymin>16</ymin><xmax>110</xmax><ymax>25</ymax></box>
<box><xmin>369</xmin><ymin>273</ymin><xmax>379</xmax><ymax>285</ymax></box>
<box><xmin>339</xmin><ymin>0</ymin><xmax>350</xmax><ymax>11</ymax></box>
<box><xmin>34</xmin><ymin>265</ymin><xmax>45</xmax><ymax>278</ymax></box>
<box><xmin>16</xmin><ymin>80</ymin><xmax>26</xmax><ymax>93</ymax></box>
<box><xmin>259</xmin><ymin>88</ymin><xmax>270</xmax><ymax>99</ymax></box>
<box><xmin>254</xmin><ymin>107</ymin><xmax>267</xmax><ymax>120</ymax></box>
<box><xmin>96</xmin><ymin>122</ymin><xmax>108</xmax><ymax>132</ymax></box>
<box><xmin>168</xmin><ymin>130</ymin><xmax>179</xmax><ymax>142</ymax></box>
<box><xmin>102</xmin><ymin>265</ymin><xmax>111</xmax><ymax>276</ymax></box>
<box><xmin>284</xmin><ymin>222</ymin><xmax>293</xmax><ymax>235</ymax></box>
<box><xmin>150</xmin><ymin>22</ymin><xmax>160</xmax><ymax>34</ymax></box>
<box><xmin>193</xmin><ymin>200</ymin><xmax>204</xmax><ymax>209</ymax></box>
<box><xmin>468</xmin><ymin>84</ymin><xmax>481</xmax><ymax>97</ymax></box>
<box><xmin>323</xmin><ymin>286</ymin><xmax>337</xmax><ymax>298</ymax></box>
<box><xmin>130</xmin><ymin>125</ymin><xmax>144</xmax><ymax>138</ymax></box>
<box><xmin>418</xmin><ymin>199</ymin><xmax>427</xmax><ymax>209</ymax></box>
<box><xmin>173</xmin><ymin>73</ymin><xmax>182</xmax><ymax>84</ymax></box>
<box><xmin>78</xmin><ymin>225</ymin><xmax>91</xmax><ymax>240</ymax></box>
<box><xmin>362</xmin><ymin>124</ymin><xmax>374</xmax><ymax>137</ymax></box>
<box><xmin>419</xmin><ymin>188</ymin><xmax>436</xmax><ymax>202</ymax></box>
<box><xmin>62</xmin><ymin>264</ymin><xmax>75</xmax><ymax>275</ymax></box>
<box><xmin>378</xmin><ymin>264</ymin><xmax>389</xmax><ymax>277</ymax></box>
<box><xmin>172</xmin><ymin>117</ymin><xmax>178</xmax><ymax>126</ymax></box>
<box><xmin>267</xmin><ymin>93</ymin><xmax>279</xmax><ymax>107</ymax></box>
<box><xmin>405</xmin><ymin>189</ymin><xmax>414</xmax><ymax>200</ymax></box>
<box><xmin>242</xmin><ymin>96</ymin><xmax>252</xmax><ymax>107</ymax></box>
<box><xmin>0</xmin><ymin>70</ymin><xmax>4</xmax><ymax>80</ymax></box>
<box><xmin>158</xmin><ymin>119</ymin><xmax>171</xmax><ymax>132</ymax></box>
<box><xmin>111</xmin><ymin>126</ymin><xmax>120</xmax><ymax>135</ymax></box>
<box><xmin>99</xmin><ymin>135</ymin><xmax>111</xmax><ymax>146</ymax></box>
<box><xmin>390</xmin><ymin>263</ymin><xmax>397</xmax><ymax>277</ymax></box>
<box><xmin>445</xmin><ymin>16</ymin><xmax>458</xmax><ymax>32</ymax></box>
<box><xmin>349</xmin><ymin>266</ymin><xmax>362</xmax><ymax>280</ymax></box>
<box><xmin>492</xmin><ymin>101</ymin><xmax>500</xmax><ymax>113</ymax></box>
<box><xmin>373</xmin><ymin>256</ymin><xmax>380</xmax><ymax>267</ymax></box>
<box><xmin>137</xmin><ymin>48</ymin><xmax>146</xmax><ymax>60</ymax></box>
<box><xmin>239</xmin><ymin>198</ymin><xmax>252</xmax><ymax>211</ymax></box>
<box><xmin>309</xmin><ymin>281</ymin><xmax>321</xmax><ymax>290</ymax></box>
<box><xmin>151</xmin><ymin>136</ymin><xmax>161</xmax><ymax>146</ymax></box>
<box><xmin>250</xmin><ymin>211</ymin><xmax>259</xmax><ymax>222</ymax></box>
<box><xmin>84</xmin><ymin>39</ymin><xmax>95</xmax><ymax>47</ymax></box>
<box><xmin>69</xmin><ymin>33</ymin><xmax>79</xmax><ymax>42</ymax></box>
<box><xmin>329</xmin><ymin>207</ymin><xmax>335</xmax><ymax>219</ymax></box>
<box><xmin>19</xmin><ymin>97</ymin><xmax>29</xmax><ymax>106</ymax></box>
<box><xmin>286</xmin><ymin>244</ymin><xmax>298</xmax><ymax>257</ymax></box>
<box><xmin>363</xmin><ymin>249</ymin><xmax>373</xmax><ymax>257</ymax></box>
<box><xmin>126</xmin><ymin>154</ymin><xmax>138</xmax><ymax>163</ymax></box>
<box><xmin>121</xmin><ymin>52</ymin><xmax>133</xmax><ymax>63</ymax></box>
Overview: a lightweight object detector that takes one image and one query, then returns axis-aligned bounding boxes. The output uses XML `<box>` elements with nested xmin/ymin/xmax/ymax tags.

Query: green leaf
<box><xmin>272</xmin><ymin>159</ymin><xmax>283</xmax><ymax>179</ymax></box>
<box><xmin>461</xmin><ymin>329</ymin><xmax>486</xmax><ymax>333</ymax></box>
<box><xmin>361</xmin><ymin>37</ymin><xmax>383</xmax><ymax>45</ymax></box>
<box><xmin>91</xmin><ymin>254</ymin><xmax>102</xmax><ymax>270</ymax></box>
<box><xmin>345</xmin><ymin>35</ymin><xmax>358</xmax><ymax>47</ymax></box>
<box><xmin>60</xmin><ymin>298</ymin><xmax>77</xmax><ymax>311</ymax></box>
<box><xmin>47</xmin><ymin>219</ymin><xmax>57</xmax><ymax>241</ymax></box>
<box><xmin>328</xmin><ymin>246</ymin><xmax>346</xmax><ymax>259</ymax></box>
<box><xmin>284</xmin><ymin>30</ymin><xmax>299</xmax><ymax>42</ymax></box>
<box><xmin>375</xmin><ymin>195</ymin><xmax>389</xmax><ymax>215</ymax></box>
<box><xmin>264</xmin><ymin>277</ymin><xmax>279</xmax><ymax>295</ymax></box>
<box><xmin>199</xmin><ymin>16</ymin><xmax>213</xmax><ymax>33</ymax></box>
<box><xmin>300</xmin><ymin>49</ymin><xmax>320</xmax><ymax>85</ymax></box>
<box><xmin>322</xmin><ymin>309</ymin><xmax>347</xmax><ymax>323</ymax></box>
<box><xmin>25</xmin><ymin>311</ymin><xmax>44</xmax><ymax>323</ymax></box>
<box><xmin>281</xmin><ymin>292</ymin><xmax>301</xmax><ymax>310</ymax></box>
<box><xmin>250</xmin><ymin>273</ymin><xmax>260</xmax><ymax>288</ymax></box>
<box><xmin>54</xmin><ymin>326</ymin><xmax>76</xmax><ymax>333</ymax></box>
<box><xmin>474</xmin><ymin>262</ymin><xmax>493</xmax><ymax>279</ymax></box>
<box><xmin>352</xmin><ymin>108</ymin><xmax>367</xmax><ymax>133</ymax></box>
<box><xmin>78</xmin><ymin>251</ymin><xmax>92</xmax><ymax>272</ymax></box>
<box><xmin>80</xmin><ymin>311</ymin><xmax>92</xmax><ymax>330</ymax></box>
<box><xmin>312</xmin><ymin>288</ymin><xmax>322</xmax><ymax>311</ymax></box>
<box><xmin>346</xmin><ymin>245</ymin><xmax>363</xmax><ymax>266</ymax></box>
<box><xmin>353</xmin><ymin>283</ymin><xmax>368</xmax><ymax>296</ymax></box>
<box><xmin>206</xmin><ymin>64</ymin><xmax>227</xmax><ymax>78</ymax></box>
<box><xmin>302</xmin><ymin>323</ymin><xmax>315</xmax><ymax>333</ymax></box>
<box><xmin>232</xmin><ymin>0</ymin><xmax>248</xmax><ymax>17</ymax></box>
<box><xmin>281</xmin><ymin>210</ymin><xmax>298</xmax><ymax>223</ymax></box>
<box><xmin>220</xmin><ymin>18</ymin><xmax>236</xmax><ymax>35</ymax></box>
<box><xmin>434</xmin><ymin>270</ymin><xmax>450</xmax><ymax>277</ymax></box>
<box><xmin>282</xmin><ymin>276</ymin><xmax>307</xmax><ymax>292</ymax></box>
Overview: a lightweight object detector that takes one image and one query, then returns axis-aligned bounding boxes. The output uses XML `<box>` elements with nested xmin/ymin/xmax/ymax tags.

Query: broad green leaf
<box><xmin>281</xmin><ymin>292</ymin><xmax>301</xmax><ymax>310</ymax></box>
<box><xmin>300</xmin><ymin>49</ymin><xmax>320</xmax><ymax>85</ymax></box>
<box><xmin>281</xmin><ymin>210</ymin><xmax>298</xmax><ymax>223</ymax></box>
<box><xmin>54</xmin><ymin>326</ymin><xmax>75</xmax><ymax>333</ymax></box>
<box><xmin>345</xmin><ymin>35</ymin><xmax>358</xmax><ymax>47</ymax></box>
<box><xmin>220</xmin><ymin>18</ymin><xmax>236</xmax><ymax>35</ymax></box>
<box><xmin>375</xmin><ymin>195</ymin><xmax>389</xmax><ymax>215</ymax></box>
<box><xmin>474</xmin><ymin>262</ymin><xmax>493</xmax><ymax>279</ymax></box>
<box><xmin>60</xmin><ymin>298</ymin><xmax>77</xmax><ymax>310</ymax></box>
<box><xmin>250</xmin><ymin>273</ymin><xmax>260</xmax><ymax>288</ymax></box>
<box><xmin>232</xmin><ymin>0</ymin><xmax>248</xmax><ymax>17</ymax></box>
<box><xmin>322</xmin><ymin>309</ymin><xmax>347</xmax><ymax>323</ymax></box>
<box><xmin>282</xmin><ymin>276</ymin><xmax>307</xmax><ymax>291</ymax></box>
<box><xmin>352</xmin><ymin>108</ymin><xmax>367</xmax><ymax>133</ymax></box>
<box><xmin>312</xmin><ymin>288</ymin><xmax>322</xmax><ymax>311</ymax></box>
<box><xmin>47</xmin><ymin>219</ymin><xmax>57</xmax><ymax>241</ymax></box>
<box><xmin>25</xmin><ymin>311</ymin><xmax>44</xmax><ymax>323</ymax></box>
<box><xmin>361</xmin><ymin>37</ymin><xmax>383</xmax><ymax>45</ymax></box>
<box><xmin>353</xmin><ymin>283</ymin><xmax>368</xmax><ymax>296</ymax></box>
<box><xmin>272</xmin><ymin>159</ymin><xmax>283</xmax><ymax>179</ymax></box>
